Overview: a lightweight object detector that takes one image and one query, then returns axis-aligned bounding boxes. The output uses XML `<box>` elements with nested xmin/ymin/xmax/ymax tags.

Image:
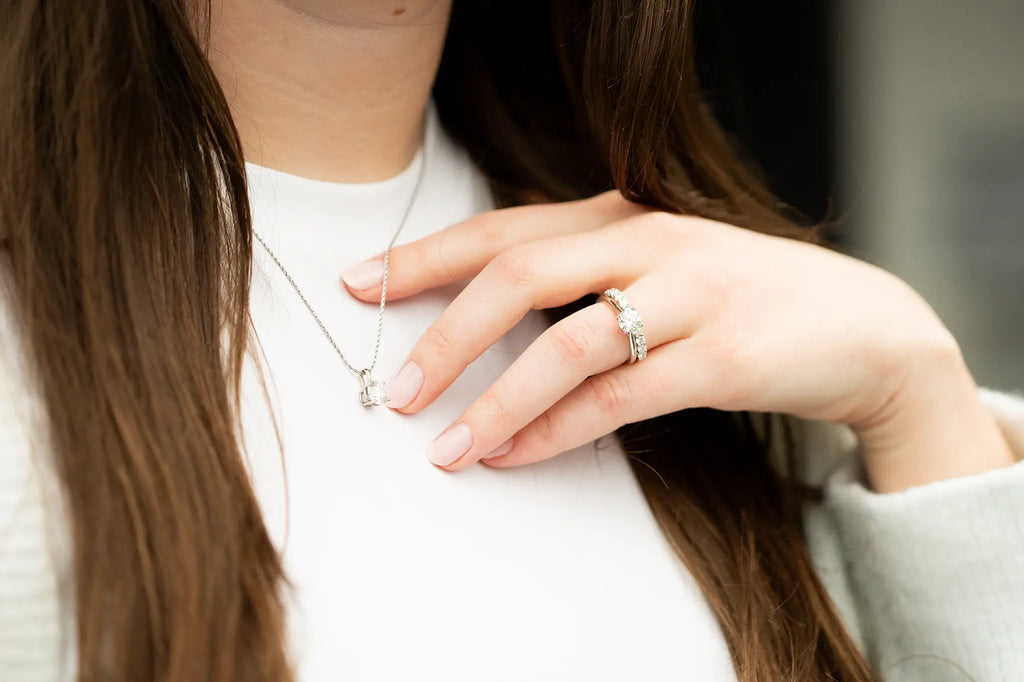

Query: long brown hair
<box><xmin>0</xmin><ymin>0</ymin><xmax>873</xmax><ymax>680</ymax></box>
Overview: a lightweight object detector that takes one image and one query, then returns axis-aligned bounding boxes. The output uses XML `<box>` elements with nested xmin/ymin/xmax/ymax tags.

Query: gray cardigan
<box><xmin>800</xmin><ymin>386</ymin><xmax>1024</xmax><ymax>680</ymax></box>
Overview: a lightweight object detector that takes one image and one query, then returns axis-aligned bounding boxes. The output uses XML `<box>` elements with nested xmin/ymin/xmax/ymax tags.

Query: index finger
<box><xmin>340</xmin><ymin>190</ymin><xmax>645</xmax><ymax>301</ymax></box>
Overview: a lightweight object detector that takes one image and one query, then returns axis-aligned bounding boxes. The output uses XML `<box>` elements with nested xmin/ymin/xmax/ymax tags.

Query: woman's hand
<box><xmin>342</xmin><ymin>191</ymin><xmax>1013</xmax><ymax>491</ymax></box>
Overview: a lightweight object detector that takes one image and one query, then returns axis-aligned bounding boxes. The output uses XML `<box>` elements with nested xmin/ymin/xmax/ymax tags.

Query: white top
<box><xmin>3</xmin><ymin>102</ymin><xmax>1024</xmax><ymax>682</ymax></box>
<box><xmin>0</xmin><ymin>105</ymin><xmax>736</xmax><ymax>681</ymax></box>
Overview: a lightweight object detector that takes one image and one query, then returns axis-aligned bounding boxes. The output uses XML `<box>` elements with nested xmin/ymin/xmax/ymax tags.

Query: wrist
<box><xmin>852</xmin><ymin>334</ymin><xmax>1015</xmax><ymax>493</ymax></box>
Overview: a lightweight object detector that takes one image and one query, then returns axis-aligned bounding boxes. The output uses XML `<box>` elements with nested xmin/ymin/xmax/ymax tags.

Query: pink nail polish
<box><xmin>427</xmin><ymin>423</ymin><xmax>473</xmax><ymax>467</ymax></box>
<box><xmin>387</xmin><ymin>361</ymin><xmax>423</xmax><ymax>410</ymax></box>
<box><xmin>482</xmin><ymin>438</ymin><xmax>514</xmax><ymax>460</ymax></box>
<box><xmin>341</xmin><ymin>260</ymin><xmax>384</xmax><ymax>290</ymax></box>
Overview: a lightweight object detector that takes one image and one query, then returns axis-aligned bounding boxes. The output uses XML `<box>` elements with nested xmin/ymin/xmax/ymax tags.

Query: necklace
<box><xmin>252</xmin><ymin>139</ymin><xmax>427</xmax><ymax>408</ymax></box>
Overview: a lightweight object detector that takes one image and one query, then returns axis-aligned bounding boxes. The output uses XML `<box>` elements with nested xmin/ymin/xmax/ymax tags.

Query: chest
<box><xmin>238</xmin><ymin>240</ymin><xmax>736</xmax><ymax>681</ymax></box>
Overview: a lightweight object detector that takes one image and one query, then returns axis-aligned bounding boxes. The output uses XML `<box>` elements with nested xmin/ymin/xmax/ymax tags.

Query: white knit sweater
<box><xmin>1</xmin><ymin>106</ymin><xmax>1023</xmax><ymax>681</ymax></box>
<box><xmin>800</xmin><ymin>388</ymin><xmax>1024</xmax><ymax>680</ymax></box>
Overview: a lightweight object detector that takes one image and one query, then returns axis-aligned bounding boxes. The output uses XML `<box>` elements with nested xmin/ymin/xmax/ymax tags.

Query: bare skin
<box><xmin>208</xmin><ymin>0</ymin><xmax>451</xmax><ymax>182</ymax></box>
<box><xmin>343</xmin><ymin>194</ymin><xmax>1015</xmax><ymax>493</ymax></box>
<box><xmin>206</xmin><ymin>0</ymin><xmax>1013</xmax><ymax>493</ymax></box>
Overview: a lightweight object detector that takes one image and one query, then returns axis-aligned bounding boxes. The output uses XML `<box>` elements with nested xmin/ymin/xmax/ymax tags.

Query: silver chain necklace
<box><xmin>253</xmin><ymin>138</ymin><xmax>427</xmax><ymax>408</ymax></box>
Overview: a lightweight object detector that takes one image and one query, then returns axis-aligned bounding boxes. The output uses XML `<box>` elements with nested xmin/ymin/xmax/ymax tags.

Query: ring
<box><xmin>600</xmin><ymin>288</ymin><xmax>647</xmax><ymax>363</ymax></box>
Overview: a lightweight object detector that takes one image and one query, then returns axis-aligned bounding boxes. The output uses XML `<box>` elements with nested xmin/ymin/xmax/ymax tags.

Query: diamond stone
<box><xmin>617</xmin><ymin>307</ymin><xmax>643</xmax><ymax>335</ymax></box>
<box><xmin>605</xmin><ymin>288</ymin><xmax>626</xmax><ymax>305</ymax></box>
<box><xmin>362</xmin><ymin>380</ymin><xmax>388</xmax><ymax>407</ymax></box>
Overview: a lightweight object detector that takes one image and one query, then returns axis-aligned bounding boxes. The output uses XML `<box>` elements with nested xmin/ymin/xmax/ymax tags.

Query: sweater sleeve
<box><xmin>802</xmin><ymin>387</ymin><xmax>1024</xmax><ymax>681</ymax></box>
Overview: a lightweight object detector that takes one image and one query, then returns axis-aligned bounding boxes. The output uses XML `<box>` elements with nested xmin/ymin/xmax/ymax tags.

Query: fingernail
<box><xmin>482</xmin><ymin>438</ymin><xmax>514</xmax><ymax>460</ymax></box>
<box><xmin>387</xmin><ymin>361</ymin><xmax>423</xmax><ymax>410</ymax></box>
<box><xmin>341</xmin><ymin>260</ymin><xmax>384</xmax><ymax>290</ymax></box>
<box><xmin>427</xmin><ymin>422</ymin><xmax>473</xmax><ymax>467</ymax></box>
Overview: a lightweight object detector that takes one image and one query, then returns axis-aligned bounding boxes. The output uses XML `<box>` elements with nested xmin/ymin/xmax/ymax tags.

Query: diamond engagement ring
<box><xmin>600</xmin><ymin>288</ymin><xmax>648</xmax><ymax>363</ymax></box>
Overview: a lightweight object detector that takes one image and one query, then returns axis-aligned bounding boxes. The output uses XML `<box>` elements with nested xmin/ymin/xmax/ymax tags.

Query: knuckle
<box><xmin>467</xmin><ymin>211</ymin><xmax>505</xmax><ymax>245</ymax></box>
<box><xmin>586</xmin><ymin>372</ymin><xmax>632</xmax><ymax>415</ymax></box>
<box><xmin>430</xmin><ymin>231</ymin><xmax>457</xmax><ymax>282</ymax></box>
<box><xmin>637</xmin><ymin>209</ymin><xmax>693</xmax><ymax>243</ymax></box>
<box><xmin>600</xmin><ymin>189</ymin><xmax>645</xmax><ymax>218</ymax></box>
<box><xmin>695</xmin><ymin>263</ymin><xmax>736</xmax><ymax>308</ymax></box>
<box><xmin>700</xmin><ymin>329</ymin><xmax>745</xmax><ymax>370</ymax></box>
<box><xmin>404</xmin><ymin>242</ymin><xmax>427</xmax><ymax>275</ymax></box>
<box><xmin>478</xmin><ymin>391</ymin><xmax>515</xmax><ymax>428</ymax></box>
<box><xmin>695</xmin><ymin>331</ymin><xmax>755</xmax><ymax>404</ymax></box>
<box><xmin>487</xmin><ymin>248</ymin><xmax>534</xmax><ymax>288</ymax></box>
<box><xmin>549</xmin><ymin>319</ymin><xmax>597</xmax><ymax>368</ymax></box>
<box><xmin>917</xmin><ymin>326</ymin><xmax>962</xmax><ymax>365</ymax></box>
<box><xmin>422</xmin><ymin>322</ymin><xmax>454</xmax><ymax>357</ymax></box>
<box><xmin>532</xmin><ymin>409</ymin><xmax>557</xmax><ymax>443</ymax></box>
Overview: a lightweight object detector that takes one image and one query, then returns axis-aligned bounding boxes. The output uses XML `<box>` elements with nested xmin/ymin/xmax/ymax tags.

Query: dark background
<box><xmin>695</xmin><ymin>2</ymin><xmax>835</xmax><ymax>226</ymax></box>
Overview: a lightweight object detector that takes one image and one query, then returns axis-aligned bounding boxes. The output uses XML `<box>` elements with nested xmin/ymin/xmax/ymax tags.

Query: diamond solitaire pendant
<box><xmin>358</xmin><ymin>369</ymin><xmax>388</xmax><ymax>408</ymax></box>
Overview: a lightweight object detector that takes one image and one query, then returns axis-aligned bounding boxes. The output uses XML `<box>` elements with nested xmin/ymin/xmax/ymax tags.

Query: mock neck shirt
<box><xmin>239</xmin><ymin>102</ymin><xmax>737</xmax><ymax>680</ymax></box>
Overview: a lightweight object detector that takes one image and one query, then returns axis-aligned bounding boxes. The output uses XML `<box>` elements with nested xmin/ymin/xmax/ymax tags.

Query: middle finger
<box><xmin>386</xmin><ymin>228</ymin><xmax>649</xmax><ymax>412</ymax></box>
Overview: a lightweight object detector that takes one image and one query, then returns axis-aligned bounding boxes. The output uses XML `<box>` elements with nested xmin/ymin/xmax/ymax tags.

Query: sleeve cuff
<box><xmin>822</xmin><ymin>386</ymin><xmax>1024</xmax><ymax>679</ymax></box>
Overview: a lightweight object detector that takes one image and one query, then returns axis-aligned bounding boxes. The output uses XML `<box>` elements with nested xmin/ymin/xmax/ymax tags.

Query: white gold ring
<box><xmin>600</xmin><ymin>288</ymin><xmax>647</xmax><ymax>363</ymax></box>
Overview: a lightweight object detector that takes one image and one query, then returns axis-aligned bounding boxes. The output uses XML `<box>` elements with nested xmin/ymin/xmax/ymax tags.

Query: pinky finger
<box><xmin>481</xmin><ymin>338</ymin><xmax>716</xmax><ymax>469</ymax></box>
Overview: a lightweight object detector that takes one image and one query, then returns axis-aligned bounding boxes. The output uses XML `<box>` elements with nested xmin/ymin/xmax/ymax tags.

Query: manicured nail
<box><xmin>387</xmin><ymin>361</ymin><xmax>423</xmax><ymax>410</ymax></box>
<box><xmin>482</xmin><ymin>438</ymin><xmax>514</xmax><ymax>460</ymax></box>
<box><xmin>341</xmin><ymin>260</ymin><xmax>384</xmax><ymax>290</ymax></box>
<box><xmin>427</xmin><ymin>422</ymin><xmax>473</xmax><ymax>467</ymax></box>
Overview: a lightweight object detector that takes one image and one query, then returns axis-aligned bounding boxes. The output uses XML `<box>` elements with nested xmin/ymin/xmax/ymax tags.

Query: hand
<box><xmin>343</xmin><ymin>191</ymin><xmax>1014</xmax><ymax>491</ymax></box>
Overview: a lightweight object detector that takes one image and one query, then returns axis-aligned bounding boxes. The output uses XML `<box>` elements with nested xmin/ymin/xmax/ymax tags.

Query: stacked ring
<box><xmin>600</xmin><ymin>288</ymin><xmax>647</xmax><ymax>363</ymax></box>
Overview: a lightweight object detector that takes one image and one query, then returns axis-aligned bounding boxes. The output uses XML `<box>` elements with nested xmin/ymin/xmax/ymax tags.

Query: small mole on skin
<box><xmin>392</xmin><ymin>7</ymin><xmax>406</xmax><ymax>15</ymax></box>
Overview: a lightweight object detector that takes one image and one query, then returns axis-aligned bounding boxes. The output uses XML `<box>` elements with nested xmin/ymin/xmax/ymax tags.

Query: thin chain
<box><xmin>253</xmin><ymin>132</ymin><xmax>428</xmax><ymax>377</ymax></box>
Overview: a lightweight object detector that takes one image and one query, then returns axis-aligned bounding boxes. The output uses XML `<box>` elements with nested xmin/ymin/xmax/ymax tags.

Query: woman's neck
<box><xmin>208</xmin><ymin>0</ymin><xmax>451</xmax><ymax>182</ymax></box>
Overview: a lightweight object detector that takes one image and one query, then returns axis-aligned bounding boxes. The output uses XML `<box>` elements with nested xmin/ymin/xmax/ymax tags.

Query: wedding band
<box><xmin>600</xmin><ymin>288</ymin><xmax>647</xmax><ymax>363</ymax></box>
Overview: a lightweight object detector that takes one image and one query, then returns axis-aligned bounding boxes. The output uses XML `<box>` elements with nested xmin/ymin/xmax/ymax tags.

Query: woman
<box><xmin>1</xmin><ymin>0</ymin><xmax>1022</xmax><ymax>680</ymax></box>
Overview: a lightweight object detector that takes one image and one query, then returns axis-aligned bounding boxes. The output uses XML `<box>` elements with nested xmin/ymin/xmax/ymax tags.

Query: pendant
<box><xmin>358</xmin><ymin>369</ymin><xmax>388</xmax><ymax>407</ymax></box>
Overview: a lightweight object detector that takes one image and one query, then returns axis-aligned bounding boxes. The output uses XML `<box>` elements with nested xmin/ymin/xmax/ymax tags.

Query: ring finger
<box><xmin>482</xmin><ymin>335</ymin><xmax>724</xmax><ymax>469</ymax></box>
<box><xmin>426</xmin><ymin>280</ymin><xmax>697</xmax><ymax>471</ymax></box>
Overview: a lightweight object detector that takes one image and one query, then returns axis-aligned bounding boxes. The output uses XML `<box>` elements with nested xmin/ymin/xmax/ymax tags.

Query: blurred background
<box><xmin>695</xmin><ymin>0</ymin><xmax>1024</xmax><ymax>391</ymax></box>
